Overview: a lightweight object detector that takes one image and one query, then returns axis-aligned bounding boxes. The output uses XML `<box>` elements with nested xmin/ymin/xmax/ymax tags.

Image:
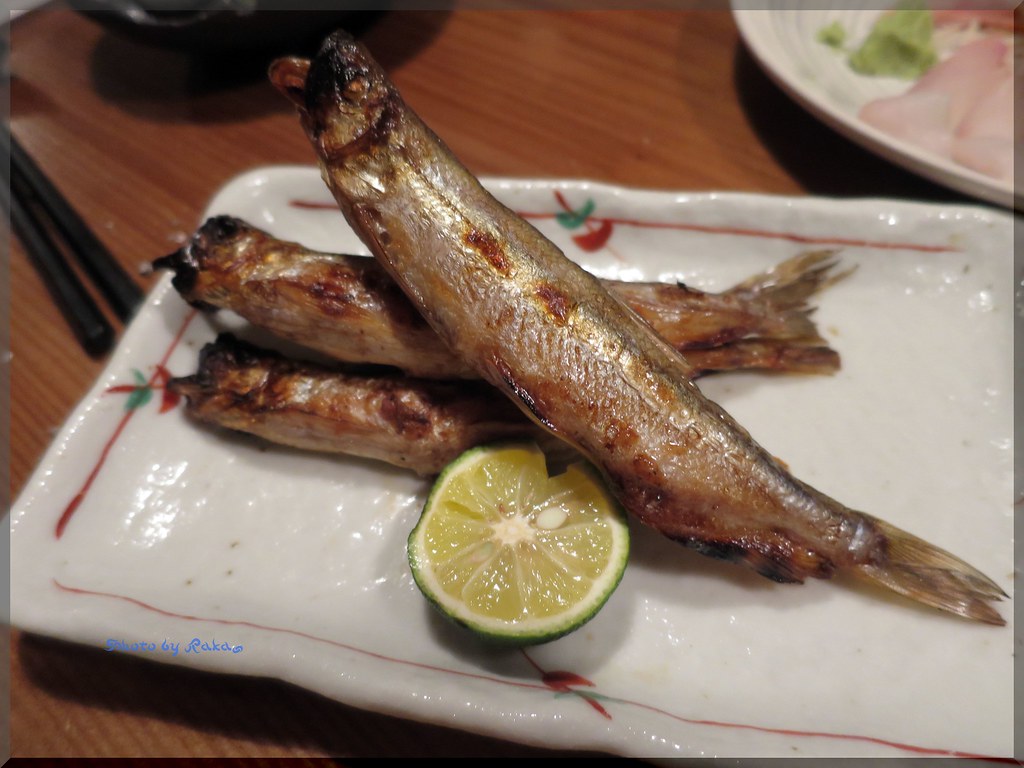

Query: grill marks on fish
<box><xmin>631</xmin><ymin>451</ymin><xmax>662</xmax><ymax>486</ymax></box>
<box><xmin>464</xmin><ymin>228</ymin><xmax>510</xmax><ymax>275</ymax></box>
<box><xmin>169</xmin><ymin>334</ymin><xmax>553</xmax><ymax>475</ymax></box>
<box><xmin>601</xmin><ymin>418</ymin><xmax>641</xmax><ymax>455</ymax></box>
<box><xmin>155</xmin><ymin>216</ymin><xmax>454</xmax><ymax>375</ymax></box>
<box><xmin>491</xmin><ymin>354</ymin><xmax>557</xmax><ymax>431</ymax></box>
<box><xmin>156</xmin><ymin>217</ymin><xmax>846</xmax><ymax>381</ymax></box>
<box><xmin>306</xmin><ymin>279</ymin><xmax>360</xmax><ymax>317</ymax></box>
<box><xmin>534</xmin><ymin>283</ymin><xmax>573</xmax><ymax>325</ymax></box>
<box><xmin>680</xmin><ymin>532</ymin><xmax>834</xmax><ymax>584</ymax></box>
<box><xmin>376</xmin><ymin>390</ymin><xmax>438</xmax><ymax>439</ymax></box>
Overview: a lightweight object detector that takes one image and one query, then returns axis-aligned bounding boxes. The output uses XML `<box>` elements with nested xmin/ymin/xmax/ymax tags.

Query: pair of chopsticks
<box><xmin>1</xmin><ymin>130</ymin><xmax>144</xmax><ymax>354</ymax></box>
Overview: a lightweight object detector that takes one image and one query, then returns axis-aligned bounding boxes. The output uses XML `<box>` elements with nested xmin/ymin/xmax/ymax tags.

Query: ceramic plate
<box><xmin>732</xmin><ymin>5</ymin><xmax>1017</xmax><ymax>211</ymax></box>
<box><xmin>9</xmin><ymin>167</ymin><xmax>1015</xmax><ymax>759</ymax></box>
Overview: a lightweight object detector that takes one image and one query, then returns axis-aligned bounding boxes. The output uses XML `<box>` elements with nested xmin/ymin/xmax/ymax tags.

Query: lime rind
<box><xmin>407</xmin><ymin>441</ymin><xmax>629</xmax><ymax>645</ymax></box>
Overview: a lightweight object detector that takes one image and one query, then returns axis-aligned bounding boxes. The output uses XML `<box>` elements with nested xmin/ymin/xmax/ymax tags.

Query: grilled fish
<box><xmin>170</xmin><ymin>333</ymin><xmax>557</xmax><ymax>475</ymax></box>
<box><xmin>269</xmin><ymin>32</ymin><xmax>1006</xmax><ymax>623</ymax></box>
<box><xmin>154</xmin><ymin>216</ymin><xmax>842</xmax><ymax>379</ymax></box>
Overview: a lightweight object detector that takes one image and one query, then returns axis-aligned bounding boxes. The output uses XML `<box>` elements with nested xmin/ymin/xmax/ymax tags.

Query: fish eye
<box><xmin>342</xmin><ymin>72</ymin><xmax>370</xmax><ymax>102</ymax></box>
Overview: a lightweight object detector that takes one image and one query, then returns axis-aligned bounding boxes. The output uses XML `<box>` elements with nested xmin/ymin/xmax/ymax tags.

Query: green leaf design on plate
<box><xmin>124</xmin><ymin>370</ymin><xmax>153</xmax><ymax>411</ymax></box>
<box><xmin>125</xmin><ymin>385</ymin><xmax>153</xmax><ymax>411</ymax></box>
<box><xmin>555</xmin><ymin>198</ymin><xmax>595</xmax><ymax>229</ymax></box>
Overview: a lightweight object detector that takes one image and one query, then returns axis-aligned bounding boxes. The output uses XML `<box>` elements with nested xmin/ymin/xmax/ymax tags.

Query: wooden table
<box><xmin>7</xmin><ymin>5</ymin><xmax>974</xmax><ymax>759</ymax></box>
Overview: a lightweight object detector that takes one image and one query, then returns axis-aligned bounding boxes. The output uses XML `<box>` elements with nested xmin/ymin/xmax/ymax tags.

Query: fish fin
<box><xmin>855</xmin><ymin>515</ymin><xmax>1008</xmax><ymax>625</ymax></box>
<box><xmin>685</xmin><ymin>340</ymin><xmax>841</xmax><ymax>377</ymax></box>
<box><xmin>675</xmin><ymin>532</ymin><xmax>830</xmax><ymax>584</ymax></box>
<box><xmin>727</xmin><ymin>250</ymin><xmax>851</xmax><ymax>307</ymax></box>
<box><xmin>726</xmin><ymin>250</ymin><xmax>854</xmax><ymax>342</ymax></box>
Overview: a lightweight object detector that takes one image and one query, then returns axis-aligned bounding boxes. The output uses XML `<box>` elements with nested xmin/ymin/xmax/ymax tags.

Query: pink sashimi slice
<box><xmin>859</xmin><ymin>90</ymin><xmax>954</xmax><ymax>159</ymax></box>
<box><xmin>931</xmin><ymin>9</ymin><xmax>1018</xmax><ymax>33</ymax></box>
<box><xmin>955</xmin><ymin>72</ymin><xmax>1016</xmax><ymax>142</ymax></box>
<box><xmin>952</xmin><ymin>136</ymin><xmax>1013</xmax><ymax>183</ymax></box>
<box><xmin>908</xmin><ymin>36</ymin><xmax>1008</xmax><ymax>127</ymax></box>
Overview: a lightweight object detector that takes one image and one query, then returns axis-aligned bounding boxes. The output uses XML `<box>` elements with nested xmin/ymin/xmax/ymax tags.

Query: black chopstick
<box><xmin>0</xmin><ymin>177</ymin><xmax>115</xmax><ymax>355</ymax></box>
<box><xmin>5</xmin><ymin>131</ymin><xmax>144</xmax><ymax>321</ymax></box>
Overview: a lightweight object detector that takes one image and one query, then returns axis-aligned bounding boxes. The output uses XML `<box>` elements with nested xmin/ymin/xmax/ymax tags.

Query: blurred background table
<box><xmin>7</xmin><ymin>4</ymin><xmax>974</xmax><ymax>759</ymax></box>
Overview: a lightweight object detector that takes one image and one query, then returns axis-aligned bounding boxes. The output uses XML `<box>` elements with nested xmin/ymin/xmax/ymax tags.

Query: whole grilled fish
<box><xmin>269</xmin><ymin>32</ymin><xmax>1006</xmax><ymax>623</ymax></box>
<box><xmin>154</xmin><ymin>216</ymin><xmax>842</xmax><ymax>379</ymax></box>
<box><xmin>169</xmin><ymin>333</ymin><xmax>556</xmax><ymax>475</ymax></box>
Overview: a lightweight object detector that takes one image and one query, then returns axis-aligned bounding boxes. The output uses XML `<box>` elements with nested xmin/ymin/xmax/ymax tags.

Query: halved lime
<box><xmin>407</xmin><ymin>441</ymin><xmax>629</xmax><ymax>645</ymax></box>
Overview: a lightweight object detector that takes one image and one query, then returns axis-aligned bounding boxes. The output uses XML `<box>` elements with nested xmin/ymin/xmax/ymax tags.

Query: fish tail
<box><xmin>728</xmin><ymin>249</ymin><xmax>849</xmax><ymax>306</ymax></box>
<box><xmin>726</xmin><ymin>250</ymin><xmax>853</xmax><ymax>342</ymax></box>
<box><xmin>854</xmin><ymin>514</ymin><xmax>1008</xmax><ymax>625</ymax></box>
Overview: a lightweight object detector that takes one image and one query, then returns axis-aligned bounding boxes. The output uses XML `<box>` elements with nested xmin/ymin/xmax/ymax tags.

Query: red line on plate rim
<box><xmin>51</xmin><ymin>578</ymin><xmax>548</xmax><ymax>692</ymax></box>
<box><xmin>50</xmin><ymin>578</ymin><xmax>1011</xmax><ymax>760</ymax></box>
<box><xmin>517</xmin><ymin>212</ymin><xmax>960</xmax><ymax>253</ymax></box>
<box><xmin>287</xmin><ymin>199</ymin><xmax>961</xmax><ymax>254</ymax></box>
<box><xmin>55</xmin><ymin>308</ymin><xmax>200</xmax><ymax>540</ymax></box>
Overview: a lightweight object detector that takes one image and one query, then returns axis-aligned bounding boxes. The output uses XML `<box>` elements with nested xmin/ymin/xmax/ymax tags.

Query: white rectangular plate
<box><xmin>10</xmin><ymin>167</ymin><xmax>1015</xmax><ymax>759</ymax></box>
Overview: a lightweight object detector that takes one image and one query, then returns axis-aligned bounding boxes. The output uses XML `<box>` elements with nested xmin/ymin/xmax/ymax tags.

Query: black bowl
<box><xmin>74</xmin><ymin>2</ymin><xmax>381</xmax><ymax>54</ymax></box>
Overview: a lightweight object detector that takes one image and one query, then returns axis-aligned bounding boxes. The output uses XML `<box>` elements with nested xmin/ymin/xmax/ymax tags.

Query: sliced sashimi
<box><xmin>932</xmin><ymin>8</ymin><xmax>1019</xmax><ymax>34</ymax></box>
<box><xmin>953</xmin><ymin>136</ymin><xmax>1014</xmax><ymax>182</ymax></box>
<box><xmin>956</xmin><ymin>72</ymin><xmax>1015</xmax><ymax>141</ymax></box>
<box><xmin>859</xmin><ymin>89</ymin><xmax>954</xmax><ymax>159</ymax></box>
<box><xmin>905</xmin><ymin>36</ymin><xmax>1008</xmax><ymax>126</ymax></box>
<box><xmin>857</xmin><ymin>35</ymin><xmax>1014</xmax><ymax>181</ymax></box>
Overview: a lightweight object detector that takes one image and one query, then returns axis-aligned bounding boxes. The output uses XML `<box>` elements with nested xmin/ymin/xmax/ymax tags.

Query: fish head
<box><xmin>269</xmin><ymin>31</ymin><xmax>395</xmax><ymax>172</ymax></box>
<box><xmin>151</xmin><ymin>215</ymin><xmax>256</xmax><ymax>307</ymax></box>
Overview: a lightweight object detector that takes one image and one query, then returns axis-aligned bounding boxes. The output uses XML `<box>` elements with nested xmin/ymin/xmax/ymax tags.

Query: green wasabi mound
<box><xmin>818</xmin><ymin>6</ymin><xmax>938</xmax><ymax>80</ymax></box>
<box><xmin>816</xmin><ymin>21</ymin><xmax>847</xmax><ymax>50</ymax></box>
<box><xmin>848</xmin><ymin>8</ymin><xmax>937</xmax><ymax>79</ymax></box>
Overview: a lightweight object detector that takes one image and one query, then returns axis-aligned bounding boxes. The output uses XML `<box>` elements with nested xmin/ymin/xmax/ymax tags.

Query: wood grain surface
<box><xmin>7</xmin><ymin>4</ymin><xmax>971</xmax><ymax>759</ymax></box>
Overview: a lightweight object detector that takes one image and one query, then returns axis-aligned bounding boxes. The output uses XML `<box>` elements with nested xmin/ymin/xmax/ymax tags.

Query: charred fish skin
<box><xmin>153</xmin><ymin>216</ymin><xmax>465</xmax><ymax>378</ymax></box>
<box><xmin>270</xmin><ymin>33</ymin><xmax>1005</xmax><ymax>623</ymax></box>
<box><xmin>154</xmin><ymin>217</ymin><xmax>842</xmax><ymax>379</ymax></box>
<box><xmin>169</xmin><ymin>334</ymin><xmax>546</xmax><ymax>476</ymax></box>
<box><xmin>169</xmin><ymin>335</ymin><xmax>831</xmax><ymax>489</ymax></box>
<box><xmin>169</xmin><ymin>331</ymin><xmax>841</xmax><ymax>472</ymax></box>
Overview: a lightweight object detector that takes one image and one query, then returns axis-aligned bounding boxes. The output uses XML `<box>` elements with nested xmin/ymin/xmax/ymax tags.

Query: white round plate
<box><xmin>732</xmin><ymin>5</ymin><xmax>1017</xmax><ymax>210</ymax></box>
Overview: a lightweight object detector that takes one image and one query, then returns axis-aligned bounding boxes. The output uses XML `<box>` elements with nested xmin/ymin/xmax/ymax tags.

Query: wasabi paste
<box><xmin>847</xmin><ymin>8</ymin><xmax>937</xmax><ymax>79</ymax></box>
